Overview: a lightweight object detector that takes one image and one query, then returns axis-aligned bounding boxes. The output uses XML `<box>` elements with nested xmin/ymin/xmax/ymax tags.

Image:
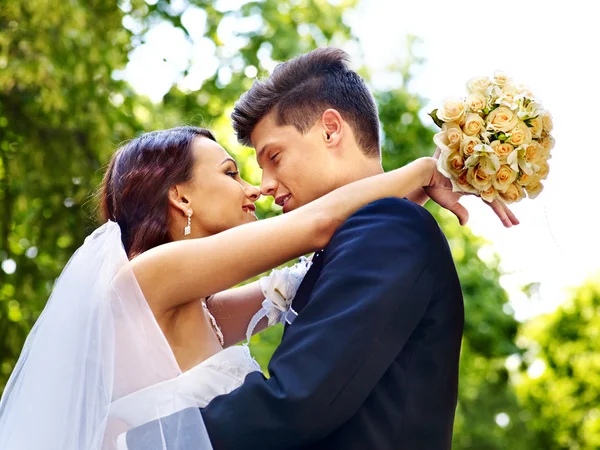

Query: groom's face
<box><xmin>251</xmin><ymin>112</ymin><xmax>338</xmax><ymax>213</ymax></box>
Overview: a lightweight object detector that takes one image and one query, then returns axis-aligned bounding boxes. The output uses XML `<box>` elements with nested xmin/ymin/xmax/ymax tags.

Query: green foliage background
<box><xmin>1</xmin><ymin>1</ymin><xmax>596</xmax><ymax>448</ymax></box>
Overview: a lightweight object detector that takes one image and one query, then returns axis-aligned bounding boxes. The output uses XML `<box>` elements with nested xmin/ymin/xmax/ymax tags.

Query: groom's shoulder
<box><xmin>353</xmin><ymin>197</ymin><xmax>435</xmax><ymax>227</ymax></box>
<box><xmin>330</xmin><ymin>197</ymin><xmax>439</xmax><ymax>247</ymax></box>
<box><xmin>324</xmin><ymin>197</ymin><xmax>439</xmax><ymax>258</ymax></box>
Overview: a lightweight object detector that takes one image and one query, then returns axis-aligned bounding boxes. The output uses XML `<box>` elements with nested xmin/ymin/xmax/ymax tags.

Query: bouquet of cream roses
<box><xmin>429</xmin><ymin>71</ymin><xmax>554</xmax><ymax>203</ymax></box>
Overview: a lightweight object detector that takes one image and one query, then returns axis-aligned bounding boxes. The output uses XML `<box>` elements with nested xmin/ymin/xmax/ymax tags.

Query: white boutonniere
<box><xmin>245</xmin><ymin>256</ymin><xmax>312</xmax><ymax>342</ymax></box>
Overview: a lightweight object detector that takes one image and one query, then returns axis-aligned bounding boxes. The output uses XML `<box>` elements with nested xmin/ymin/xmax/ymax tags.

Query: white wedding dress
<box><xmin>0</xmin><ymin>221</ymin><xmax>310</xmax><ymax>450</ymax></box>
<box><xmin>109</xmin><ymin>255</ymin><xmax>311</xmax><ymax>449</ymax></box>
<box><xmin>110</xmin><ymin>346</ymin><xmax>261</xmax><ymax>425</ymax></box>
<box><xmin>110</xmin><ymin>345</ymin><xmax>261</xmax><ymax>449</ymax></box>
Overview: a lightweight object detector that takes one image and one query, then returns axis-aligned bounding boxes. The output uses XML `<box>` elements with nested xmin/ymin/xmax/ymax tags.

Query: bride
<box><xmin>0</xmin><ymin>126</ymin><xmax>514</xmax><ymax>449</ymax></box>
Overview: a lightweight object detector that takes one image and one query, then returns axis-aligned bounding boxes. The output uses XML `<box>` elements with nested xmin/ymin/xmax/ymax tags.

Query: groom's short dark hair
<box><xmin>231</xmin><ymin>47</ymin><xmax>380</xmax><ymax>156</ymax></box>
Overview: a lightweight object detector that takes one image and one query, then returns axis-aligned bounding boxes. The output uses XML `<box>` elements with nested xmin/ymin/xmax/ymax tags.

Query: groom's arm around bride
<box><xmin>201</xmin><ymin>197</ymin><xmax>464</xmax><ymax>449</ymax></box>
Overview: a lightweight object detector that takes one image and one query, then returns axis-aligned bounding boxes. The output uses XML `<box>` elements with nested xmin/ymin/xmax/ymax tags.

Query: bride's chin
<box><xmin>241</xmin><ymin>214</ymin><xmax>258</xmax><ymax>224</ymax></box>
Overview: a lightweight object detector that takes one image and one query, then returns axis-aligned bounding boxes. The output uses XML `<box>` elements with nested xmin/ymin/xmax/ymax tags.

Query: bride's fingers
<box><xmin>502</xmin><ymin>202</ymin><xmax>520</xmax><ymax>225</ymax></box>
<box><xmin>450</xmin><ymin>201</ymin><xmax>469</xmax><ymax>226</ymax></box>
<box><xmin>492</xmin><ymin>199</ymin><xmax>520</xmax><ymax>226</ymax></box>
<box><xmin>488</xmin><ymin>199</ymin><xmax>513</xmax><ymax>227</ymax></box>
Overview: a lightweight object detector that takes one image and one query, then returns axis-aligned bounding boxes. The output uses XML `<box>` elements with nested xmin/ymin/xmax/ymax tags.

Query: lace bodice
<box><xmin>109</xmin><ymin>345</ymin><xmax>261</xmax><ymax>428</ymax></box>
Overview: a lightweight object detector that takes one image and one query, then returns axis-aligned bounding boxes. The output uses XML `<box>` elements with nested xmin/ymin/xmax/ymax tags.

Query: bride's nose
<box><xmin>244</xmin><ymin>183</ymin><xmax>260</xmax><ymax>203</ymax></box>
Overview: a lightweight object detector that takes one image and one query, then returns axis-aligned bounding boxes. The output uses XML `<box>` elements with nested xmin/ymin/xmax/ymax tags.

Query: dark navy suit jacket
<box><xmin>124</xmin><ymin>198</ymin><xmax>464</xmax><ymax>449</ymax></box>
<box><xmin>200</xmin><ymin>198</ymin><xmax>464</xmax><ymax>449</ymax></box>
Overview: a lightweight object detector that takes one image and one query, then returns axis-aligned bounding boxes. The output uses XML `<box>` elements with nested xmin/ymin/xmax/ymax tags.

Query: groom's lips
<box><xmin>275</xmin><ymin>194</ymin><xmax>292</xmax><ymax>213</ymax></box>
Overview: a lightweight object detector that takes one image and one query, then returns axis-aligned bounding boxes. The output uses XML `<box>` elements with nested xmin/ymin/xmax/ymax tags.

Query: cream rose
<box><xmin>487</xmin><ymin>106</ymin><xmax>519</xmax><ymax>132</ymax></box>
<box><xmin>466</xmin><ymin>157</ymin><xmax>497</xmax><ymax>191</ymax></box>
<box><xmin>529</xmin><ymin>115</ymin><xmax>543</xmax><ymax>139</ymax></box>
<box><xmin>493</xmin><ymin>71</ymin><xmax>510</xmax><ymax>87</ymax></box>
<box><xmin>454</xmin><ymin>170</ymin><xmax>479</xmax><ymax>194</ymax></box>
<box><xmin>467</xmin><ymin>76</ymin><xmax>492</xmax><ymax>95</ymax></box>
<box><xmin>536</xmin><ymin>160</ymin><xmax>550</xmax><ymax>180</ymax></box>
<box><xmin>433</xmin><ymin>130</ymin><xmax>459</xmax><ymax>153</ymax></box>
<box><xmin>466</xmin><ymin>93</ymin><xmax>487</xmax><ymax>112</ymax></box>
<box><xmin>443</xmin><ymin>123</ymin><xmax>462</xmax><ymax>148</ymax></box>
<box><xmin>516</xmin><ymin>171</ymin><xmax>538</xmax><ymax>187</ymax></box>
<box><xmin>538</xmin><ymin>133</ymin><xmax>555</xmax><ymax>159</ymax></box>
<box><xmin>509</xmin><ymin>122</ymin><xmax>533</xmax><ymax>147</ymax></box>
<box><xmin>480</xmin><ymin>185</ymin><xmax>498</xmax><ymax>202</ymax></box>
<box><xmin>490</xmin><ymin>140</ymin><xmax>515</xmax><ymax>164</ymax></box>
<box><xmin>462</xmin><ymin>113</ymin><xmax>485</xmax><ymax>136</ymax></box>
<box><xmin>525</xmin><ymin>181</ymin><xmax>544</xmax><ymax>199</ymax></box>
<box><xmin>499</xmin><ymin>182</ymin><xmax>525</xmax><ymax>204</ymax></box>
<box><xmin>493</xmin><ymin>164</ymin><xmax>518</xmax><ymax>192</ymax></box>
<box><xmin>542</xmin><ymin>111</ymin><xmax>554</xmax><ymax>132</ymax></box>
<box><xmin>449</xmin><ymin>152</ymin><xmax>466</xmax><ymax>173</ymax></box>
<box><xmin>467</xmin><ymin>166</ymin><xmax>493</xmax><ymax>191</ymax></box>
<box><xmin>437</xmin><ymin>98</ymin><xmax>467</xmax><ymax>125</ymax></box>
<box><xmin>442</xmin><ymin>151</ymin><xmax>466</xmax><ymax>177</ymax></box>
<box><xmin>523</xmin><ymin>142</ymin><xmax>544</xmax><ymax>164</ymax></box>
<box><xmin>461</xmin><ymin>136</ymin><xmax>481</xmax><ymax>158</ymax></box>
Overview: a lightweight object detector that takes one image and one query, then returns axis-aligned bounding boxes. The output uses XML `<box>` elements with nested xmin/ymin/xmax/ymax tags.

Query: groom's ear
<box><xmin>320</xmin><ymin>109</ymin><xmax>344</xmax><ymax>148</ymax></box>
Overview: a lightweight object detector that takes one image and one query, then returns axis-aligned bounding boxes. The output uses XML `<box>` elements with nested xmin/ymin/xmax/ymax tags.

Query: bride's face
<box><xmin>176</xmin><ymin>136</ymin><xmax>260</xmax><ymax>238</ymax></box>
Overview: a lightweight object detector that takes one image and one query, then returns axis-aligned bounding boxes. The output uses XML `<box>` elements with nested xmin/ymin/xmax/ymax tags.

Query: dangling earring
<box><xmin>184</xmin><ymin>211</ymin><xmax>192</xmax><ymax>236</ymax></box>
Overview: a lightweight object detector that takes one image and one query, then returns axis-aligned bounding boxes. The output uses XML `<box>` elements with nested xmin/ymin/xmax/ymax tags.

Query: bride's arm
<box><xmin>207</xmin><ymin>184</ymin><xmax>424</xmax><ymax>347</ymax></box>
<box><xmin>131</xmin><ymin>157</ymin><xmax>437</xmax><ymax>316</ymax></box>
<box><xmin>206</xmin><ymin>281</ymin><xmax>267</xmax><ymax>347</ymax></box>
<box><xmin>405</xmin><ymin>148</ymin><xmax>438</xmax><ymax>207</ymax></box>
<box><xmin>406</xmin><ymin>187</ymin><xmax>430</xmax><ymax>206</ymax></box>
<box><xmin>208</xmin><ymin>163</ymin><xmax>430</xmax><ymax>348</ymax></box>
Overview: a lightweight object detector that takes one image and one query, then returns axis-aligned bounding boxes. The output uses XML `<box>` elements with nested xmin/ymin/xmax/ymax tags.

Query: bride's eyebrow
<box><xmin>219</xmin><ymin>158</ymin><xmax>239</xmax><ymax>170</ymax></box>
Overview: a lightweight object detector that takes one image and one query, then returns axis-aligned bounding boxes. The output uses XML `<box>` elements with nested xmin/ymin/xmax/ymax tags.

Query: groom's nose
<box><xmin>260</xmin><ymin>177</ymin><xmax>278</xmax><ymax>198</ymax></box>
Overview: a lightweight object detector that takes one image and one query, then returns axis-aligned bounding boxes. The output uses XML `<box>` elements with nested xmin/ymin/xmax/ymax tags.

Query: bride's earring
<box><xmin>184</xmin><ymin>211</ymin><xmax>192</xmax><ymax>236</ymax></box>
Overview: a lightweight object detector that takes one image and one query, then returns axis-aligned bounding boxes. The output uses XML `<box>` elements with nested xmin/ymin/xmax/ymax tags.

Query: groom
<box><xmin>125</xmin><ymin>48</ymin><xmax>470</xmax><ymax>449</ymax></box>
<box><xmin>199</xmin><ymin>47</ymin><xmax>465</xmax><ymax>449</ymax></box>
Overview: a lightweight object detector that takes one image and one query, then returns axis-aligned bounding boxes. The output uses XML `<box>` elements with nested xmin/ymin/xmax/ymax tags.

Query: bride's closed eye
<box><xmin>225</xmin><ymin>170</ymin><xmax>240</xmax><ymax>178</ymax></box>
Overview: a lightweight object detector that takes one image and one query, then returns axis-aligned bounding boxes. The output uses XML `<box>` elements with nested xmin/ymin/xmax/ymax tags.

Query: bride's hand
<box><xmin>423</xmin><ymin>149</ymin><xmax>519</xmax><ymax>228</ymax></box>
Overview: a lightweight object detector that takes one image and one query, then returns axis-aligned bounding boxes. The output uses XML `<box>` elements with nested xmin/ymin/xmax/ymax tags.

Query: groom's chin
<box><xmin>282</xmin><ymin>197</ymin><xmax>294</xmax><ymax>214</ymax></box>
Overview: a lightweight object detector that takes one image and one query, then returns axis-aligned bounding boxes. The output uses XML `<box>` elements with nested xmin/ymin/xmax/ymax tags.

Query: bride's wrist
<box><xmin>418</xmin><ymin>157</ymin><xmax>437</xmax><ymax>188</ymax></box>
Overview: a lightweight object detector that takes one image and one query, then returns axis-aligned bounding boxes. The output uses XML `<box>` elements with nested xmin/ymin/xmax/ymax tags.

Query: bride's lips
<box><xmin>275</xmin><ymin>194</ymin><xmax>292</xmax><ymax>213</ymax></box>
<box><xmin>242</xmin><ymin>204</ymin><xmax>256</xmax><ymax>216</ymax></box>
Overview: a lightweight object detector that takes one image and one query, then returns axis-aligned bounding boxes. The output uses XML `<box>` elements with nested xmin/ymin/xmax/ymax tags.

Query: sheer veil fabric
<box><xmin>0</xmin><ymin>222</ymin><xmax>212</xmax><ymax>449</ymax></box>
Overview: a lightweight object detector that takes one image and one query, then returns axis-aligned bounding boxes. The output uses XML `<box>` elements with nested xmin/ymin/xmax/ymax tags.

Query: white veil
<box><xmin>0</xmin><ymin>221</ymin><xmax>212</xmax><ymax>450</ymax></box>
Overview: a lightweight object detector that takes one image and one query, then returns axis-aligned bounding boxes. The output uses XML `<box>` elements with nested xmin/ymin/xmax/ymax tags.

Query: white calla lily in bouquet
<box><xmin>429</xmin><ymin>71</ymin><xmax>555</xmax><ymax>204</ymax></box>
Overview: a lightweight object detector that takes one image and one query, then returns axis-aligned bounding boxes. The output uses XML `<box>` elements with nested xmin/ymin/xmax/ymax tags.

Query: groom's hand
<box><xmin>425</xmin><ymin>148</ymin><xmax>519</xmax><ymax>228</ymax></box>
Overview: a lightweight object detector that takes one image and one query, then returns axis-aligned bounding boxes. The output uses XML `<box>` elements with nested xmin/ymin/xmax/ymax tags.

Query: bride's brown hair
<box><xmin>100</xmin><ymin>126</ymin><xmax>216</xmax><ymax>258</ymax></box>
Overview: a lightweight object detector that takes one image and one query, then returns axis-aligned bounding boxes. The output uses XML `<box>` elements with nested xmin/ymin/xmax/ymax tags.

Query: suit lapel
<box><xmin>290</xmin><ymin>250</ymin><xmax>325</xmax><ymax>317</ymax></box>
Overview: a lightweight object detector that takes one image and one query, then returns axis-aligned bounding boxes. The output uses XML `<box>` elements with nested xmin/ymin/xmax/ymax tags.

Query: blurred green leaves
<box><xmin>516</xmin><ymin>277</ymin><xmax>600</xmax><ymax>449</ymax></box>
<box><xmin>1</xmin><ymin>0</ymin><xmax>143</xmax><ymax>391</ymax></box>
